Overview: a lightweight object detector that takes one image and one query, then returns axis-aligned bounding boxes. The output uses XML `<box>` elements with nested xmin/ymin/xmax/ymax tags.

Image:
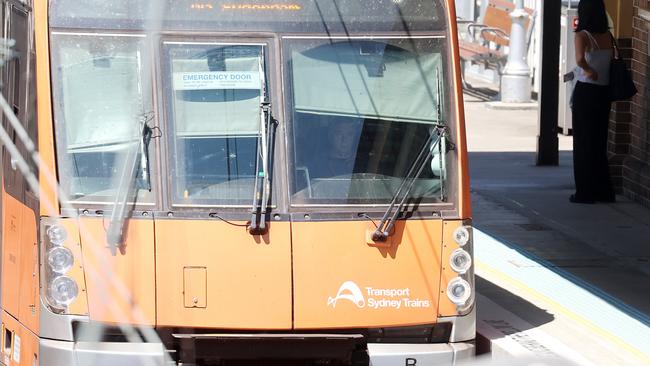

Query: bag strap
<box><xmin>584</xmin><ymin>30</ymin><xmax>599</xmax><ymax>50</ymax></box>
<box><xmin>610</xmin><ymin>32</ymin><xmax>620</xmax><ymax>60</ymax></box>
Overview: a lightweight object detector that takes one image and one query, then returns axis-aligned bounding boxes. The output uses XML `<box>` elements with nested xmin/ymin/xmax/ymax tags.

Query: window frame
<box><xmin>49</xmin><ymin>30</ymin><xmax>159</xmax><ymax>209</ymax></box>
<box><xmin>281</xmin><ymin>34</ymin><xmax>457</xmax><ymax>209</ymax></box>
<box><xmin>157</xmin><ymin>36</ymin><xmax>285</xmax><ymax>210</ymax></box>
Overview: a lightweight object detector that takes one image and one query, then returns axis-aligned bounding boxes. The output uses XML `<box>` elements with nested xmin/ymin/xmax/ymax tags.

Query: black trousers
<box><xmin>571</xmin><ymin>81</ymin><xmax>615</xmax><ymax>201</ymax></box>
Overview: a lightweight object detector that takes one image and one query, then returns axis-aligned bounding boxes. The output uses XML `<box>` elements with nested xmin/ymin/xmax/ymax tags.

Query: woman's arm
<box><xmin>575</xmin><ymin>31</ymin><xmax>598</xmax><ymax>81</ymax></box>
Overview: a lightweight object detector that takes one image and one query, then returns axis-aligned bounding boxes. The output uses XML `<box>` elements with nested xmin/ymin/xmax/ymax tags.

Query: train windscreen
<box><xmin>284</xmin><ymin>37</ymin><xmax>451</xmax><ymax>205</ymax></box>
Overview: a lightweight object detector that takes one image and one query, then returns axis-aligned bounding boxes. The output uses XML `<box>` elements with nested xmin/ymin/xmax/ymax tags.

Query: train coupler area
<box><xmin>168</xmin><ymin>333</ymin><xmax>367</xmax><ymax>366</ymax></box>
<box><xmin>163</xmin><ymin>330</ymin><xmax>473</xmax><ymax>366</ymax></box>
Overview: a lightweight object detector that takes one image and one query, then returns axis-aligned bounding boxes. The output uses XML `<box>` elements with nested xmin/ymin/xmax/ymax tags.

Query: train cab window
<box><xmin>285</xmin><ymin>38</ymin><xmax>450</xmax><ymax>205</ymax></box>
<box><xmin>50</xmin><ymin>33</ymin><xmax>153</xmax><ymax>203</ymax></box>
<box><xmin>162</xmin><ymin>43</ymin><xmax>265</xmax><ymax>206</ymax></box>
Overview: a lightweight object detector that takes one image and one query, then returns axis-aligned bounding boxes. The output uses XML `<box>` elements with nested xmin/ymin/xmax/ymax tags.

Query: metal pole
<box><xmin>536</xmin><ymin>0</ymin><xmax>560</xmax><ymax>165</ymax></box>
<box><xmin>456</xmin><ymin>0</ymin><xmax>475</xmax><ymax>21</ymax></box>
<box><xmin>501</xmin><ymin>0</ymin><xmax>532</xmax><ymax>102</ymax></box>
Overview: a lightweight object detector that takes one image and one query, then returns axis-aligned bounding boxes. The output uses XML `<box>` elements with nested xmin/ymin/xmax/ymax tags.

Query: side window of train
<box><xmin>2</xmin><ymin>4</ymin><xmax>29</xmax><ymax>201</ymax></box>
<box><xmin>24</xmin><ymin>13</ymin><xmax>38</xmax><ymax>207</ymax></box>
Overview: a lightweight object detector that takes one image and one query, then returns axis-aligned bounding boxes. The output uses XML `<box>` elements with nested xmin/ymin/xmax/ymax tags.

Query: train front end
<box><xmin>32</xmin><ymin>0</ymin><xmax>474</xmax><ymax>365</ymax></box>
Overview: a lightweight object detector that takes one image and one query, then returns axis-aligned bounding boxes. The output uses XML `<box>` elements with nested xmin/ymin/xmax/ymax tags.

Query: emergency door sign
<box><xmin>173</xmin><ymin>71</ymin><xmax>261</xmax><ymax>90</ymax></box>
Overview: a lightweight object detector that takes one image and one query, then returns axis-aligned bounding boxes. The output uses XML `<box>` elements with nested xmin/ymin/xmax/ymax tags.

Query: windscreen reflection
<box><xmin>286</xmin><ymin>38</ymin><xmax>450</xmax><ymax>205</ymax></box>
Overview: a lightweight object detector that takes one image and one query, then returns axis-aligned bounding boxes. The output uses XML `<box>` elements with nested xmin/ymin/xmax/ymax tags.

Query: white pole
<box><xmin>456</xmin><ymin>0</ymin><xmax>475</xmax><ymax>21</ymax></box>
<box><xmin>500</xmin><ymin>0</ymin><xmax>532</xmax><ymax>102</ymax></box>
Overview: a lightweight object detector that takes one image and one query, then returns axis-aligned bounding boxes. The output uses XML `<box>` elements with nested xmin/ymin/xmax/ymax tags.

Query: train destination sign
<box><xmin>173</xmin><ymin>71</ymin><xmax>261</xmax><ymax>90</ymax></box>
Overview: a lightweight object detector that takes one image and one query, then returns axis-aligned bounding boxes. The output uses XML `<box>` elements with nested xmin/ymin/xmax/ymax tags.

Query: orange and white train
<box><xmin>0</xmin><ymin>0</ymin><xmax>474</xmax><ymax>364</ymax></box>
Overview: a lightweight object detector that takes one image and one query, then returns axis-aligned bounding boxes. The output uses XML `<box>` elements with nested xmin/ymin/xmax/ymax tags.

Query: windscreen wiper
<box><xmin>249</xmin><ymin>102</ymin><xmax>276</xmax><ymax>235</ymax></box>
<box><xmin>371</xmin><ymin>126</ymin><xmax>447</xmax><ymax>242</ymax></box>
<box><xmin>249</xmin><ymin>49</ymin><xmax>276</xmax><ymax>235</ymax></box>
<box><xmin>371</xmin><ymin>69</ymin><xmax>448</xmax><ymax>242</ymax></box>
<box><xmin>138</xmin><ymin>115</ymin><xmax>154</xmax><ymax>191</ymax></box>
<box><xmin>106</xmin><ymin>113</ymin><xmax>154</xmax><ymax>255</ymax></box>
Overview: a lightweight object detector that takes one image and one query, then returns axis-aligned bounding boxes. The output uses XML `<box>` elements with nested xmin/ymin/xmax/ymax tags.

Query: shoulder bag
<box><xmin>609</xmin><ymin>33</ymin><xmax>637</xmax><ymax>101</ymax></box>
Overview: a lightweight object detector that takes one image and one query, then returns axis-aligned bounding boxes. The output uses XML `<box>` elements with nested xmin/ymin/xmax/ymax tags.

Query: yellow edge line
<box><xmin>476</xmin><ymin>260</ymin><xmax>650</xmax><ymax>365</ymax></box>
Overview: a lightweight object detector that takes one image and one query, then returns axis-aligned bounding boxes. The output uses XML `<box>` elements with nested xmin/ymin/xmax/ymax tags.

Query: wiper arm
<box><xmin>106</xmin><ymin>113</ymin><xmax>154</xmax><ymax>254</ymax></box>
<box><xmin>249</xmin><ymin>101</ymin><xmax>277</xmax><ymax>235</ymax></box>
<box><xmin>138</xmin><ymin>116</ymin><xmax>154</xmax><ymax>191</ymax></box>
<box><xmin>371</xmin><ymin>68</ymin><xmax>448</xmax><ymax>242</ymax></box>
<box><xmin>371</xmin><ymin>126</ymin><xmax>447</xmax><ymax>242</ymax></box>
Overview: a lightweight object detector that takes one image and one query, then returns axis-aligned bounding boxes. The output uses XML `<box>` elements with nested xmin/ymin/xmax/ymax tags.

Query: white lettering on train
<box><xmin>327</xmin><ymin>281</ymin><xmax>431</xmax><ymax>310</ymax></box>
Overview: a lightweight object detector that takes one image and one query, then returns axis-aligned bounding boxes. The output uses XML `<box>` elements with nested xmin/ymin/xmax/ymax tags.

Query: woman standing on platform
<box><xmin>571</xmin><ymin>0</ymin><xmax>616</xmax><ymax>204</ymax></box>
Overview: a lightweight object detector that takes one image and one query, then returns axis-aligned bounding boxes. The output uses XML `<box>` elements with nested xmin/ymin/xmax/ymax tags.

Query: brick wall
<box><xmin>608</xmin><ymin>38</ymin><xmax>633</xmax><ymax>191</ymax></box>
<box><xmin>612</xmin><ymin>0</ymin><xmax>650</xmax><ymax>207</ymax></box>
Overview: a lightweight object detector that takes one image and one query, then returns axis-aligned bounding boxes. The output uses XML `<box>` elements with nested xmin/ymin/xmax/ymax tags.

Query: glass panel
<box><xmin>51</xmin><ymin>33</ymin><xmax>153</xmax><ymax>203</ymax></box>
<box><xmin>50</xmin><ymin>0</ymin><xmax>444</xmax><ymax>33</ymax></box>
<box><xmin>292</xmin><ymin>41</ymin><xmax>441</xmax><ymax>123</ymax></box>
<box><xmin>285</xmin><ymin>38</ymin><xmax>450</xmax><ymax>205</ymax></box>
<box><xmin>163</xmin><ymin>43</ymin><xmax>264</xmax><ymax>205</ymax></box>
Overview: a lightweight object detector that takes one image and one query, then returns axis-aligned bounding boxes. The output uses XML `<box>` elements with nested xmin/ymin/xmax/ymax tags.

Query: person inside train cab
<box><xmin>310</xmin><ymin>117</ymin><xmax>362</xmax><ymax>179</ymax></box>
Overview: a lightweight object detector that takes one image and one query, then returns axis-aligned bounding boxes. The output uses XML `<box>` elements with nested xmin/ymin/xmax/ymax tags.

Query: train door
<box><xmin>154</xmin><ymin>39</ymin><xmax>292</xmax><ymax>329</ymax></box>
<box><xmin>2</xmin><ymin>2</ymin><xmax>28</xmax><ymax>318</ymax></box>
<box><xmin>284</xmin><ymin>37</ymin><xmax>446</xmax><ymax>329</ymax></box>
<box><xmin>1</xmin><ymin>0</ymin><xmax>40</xmax><ymax>333</ymax></box>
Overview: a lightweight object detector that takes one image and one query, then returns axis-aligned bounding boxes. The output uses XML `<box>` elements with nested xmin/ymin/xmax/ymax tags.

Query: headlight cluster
<box><xmin>447</xmin><ymin>225</ymin><xmax>474</xmax><ymax>312</ymax></box>
<box><xmin>42</xmin><ymin>222</ymin><xmax>79</xmax><ymax>311</ymax></box>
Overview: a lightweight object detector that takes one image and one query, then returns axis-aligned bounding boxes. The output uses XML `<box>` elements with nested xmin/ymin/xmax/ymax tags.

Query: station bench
<box><xmin>458</xmin><ymin>0</ymin><xmax>534</xmax><ymax>84</ymax></box>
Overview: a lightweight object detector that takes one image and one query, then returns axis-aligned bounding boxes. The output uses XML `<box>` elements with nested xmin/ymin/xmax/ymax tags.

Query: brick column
<box><xmin>619</xmin><ymin>0</ymin><xmax>650</xmax><ymax>206</ymax></box>
<box><xmin>608</xmin><ymin>38</ymin><xmax>633</xmax><ymax>191</ymax></box>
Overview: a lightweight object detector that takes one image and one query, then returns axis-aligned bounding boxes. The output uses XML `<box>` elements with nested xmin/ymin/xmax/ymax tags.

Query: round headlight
<box><xmin>48</xmin><ymin>276</ymin><xmax>79</xmax><ymax>307</ymax></box>
<box><xmin>47</xmin><ymin>247</ymin><xmax>74</xmax><ymax>274</ymax></box>
<box><xmin>447</xmin><ymin>277</ymin><xmax>471</xmax><ymax>306</ymax></box>
<box><xmin>453</xmin><ymin>226</ymin><xmax>471</xmax><ymax>246</ymax></box>
<box><xmin>46</xmin><ymin>225</ymin><xmax>68</xmax><ymax>246</ymax></box>
<box><xmin>450</xmin><ymin>248</ymin><xmax>472</xmax><ymax>274</ymax></box>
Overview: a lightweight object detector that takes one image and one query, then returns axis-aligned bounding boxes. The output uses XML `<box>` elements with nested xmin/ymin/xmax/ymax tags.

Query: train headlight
<box><xmin>41</xmin><ymin>219</ymin><xmax>84</xmax><ymax>313</ymax></box>
<box><xmin>452</xmin><ymin>226</ymin><xmax>471</xmax><ymax>246</ymax></box>
<box><xmin>47</xmin><ymin>247</ymin><xmax>74</xmax><ymax>274</ymax></box>
<box><xmin>447</xmin><ymin>277</ymin><xmax>471</xmax><ymax>306</ymax></box>
<box><xmin>48</xmin><ymin>276</ymin><xmax>79</xmax><ymax>307</ymax></box>
<box><xmin>450</xmin><ymin>248</ymin><xmax>472</xmax><ymax>274</ymax></box>
<box><xmin>46</xmin><ymin>225</ymin><xmax>68</xmax><ymax>246</ymax></box>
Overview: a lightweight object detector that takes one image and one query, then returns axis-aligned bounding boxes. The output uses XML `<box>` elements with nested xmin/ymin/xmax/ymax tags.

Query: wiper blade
<box><xmin>249</xmin><ymin>101</ymin><xmax>276</xmax><ymax>235</ymax></box>
<box><xmin>106</xmin><ymin>113</ymin><xmax>154</xmax><ymax>254</ymax></box>
<box><xmin>371</xmin><ymin>126</ymin><xmax>447</xmax><ymax>242</ymax></box>
<box><xmin>249</xmin><ymin>48</ymin><xmax>276</xmax><ymax>235</ymax></box>
<box><xmin>138</xmin><ymin>115</ymin><xmax>154</xmax><ymax>192</ymax></box>
<box><xmin>372</xmin><ymin>68</ymin><xmax>448</xmax><ymax>242</ymax></box>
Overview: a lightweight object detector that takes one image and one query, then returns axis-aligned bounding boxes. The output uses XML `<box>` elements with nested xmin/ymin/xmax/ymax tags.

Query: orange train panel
<box><xmin>75</xmin><ymin>218</ymin><xmax>156</xmax><ymax>325</ymax></box>
<box><xmin>1</xmin><ymin>190</ymin><xmax>23</xmax><ymax>318</ymax></box>
<box><xmin>17</xmin><ymin>208</ymin><xmax>39</xmax><ymax>334</ymax></box>
<box><xmin>2</xmin><ymin>189</ymin><xmax>40</xmax><ymax>333</ymax></box>
<box><xmin>445</xmin><ymin>0</ymin><xmax>472</xmax><ymax>219</ymax></box>
<box><xmin>35</xmin><ymin>0</ymin><xmax>59</xmax><ymax>216</ymax></box>
<box><xmin>292</xmin><ymin>220</ymin><xmax>443</xmax><ymax>329</ymax></box>
<box><xmin>155</xmin><ymin>220</ymin><xmax>292</xmax><ymax>329</ymax></box>
<box><xmin>1</xmin><ymin>311</ymin><xmax>39</xmax><ymax>366</ymax></box>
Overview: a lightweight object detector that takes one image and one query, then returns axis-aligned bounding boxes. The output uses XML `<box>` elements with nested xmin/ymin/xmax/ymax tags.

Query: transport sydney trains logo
<box><xmin>328</xmin><ymin>281</ymin><xmax>366</xmax><ymax>308</ymax></box>
<box><xmin>327</xmin><ymin>281</ymin><xmax>431</xmax><ymax>310</ymax></box>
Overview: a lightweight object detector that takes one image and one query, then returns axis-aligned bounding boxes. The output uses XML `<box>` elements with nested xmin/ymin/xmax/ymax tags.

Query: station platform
<box><xmin>464</xmin><ymin>92</ymin><xmax>650</xmax><ymax>365</ymax></box>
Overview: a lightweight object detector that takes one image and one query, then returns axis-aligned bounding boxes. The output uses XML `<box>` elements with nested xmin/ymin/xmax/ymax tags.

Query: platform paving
<box><xmin>464</xmin><ymin>91</ymin><xmax>650</xmax><ymax>365</ymax></box>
